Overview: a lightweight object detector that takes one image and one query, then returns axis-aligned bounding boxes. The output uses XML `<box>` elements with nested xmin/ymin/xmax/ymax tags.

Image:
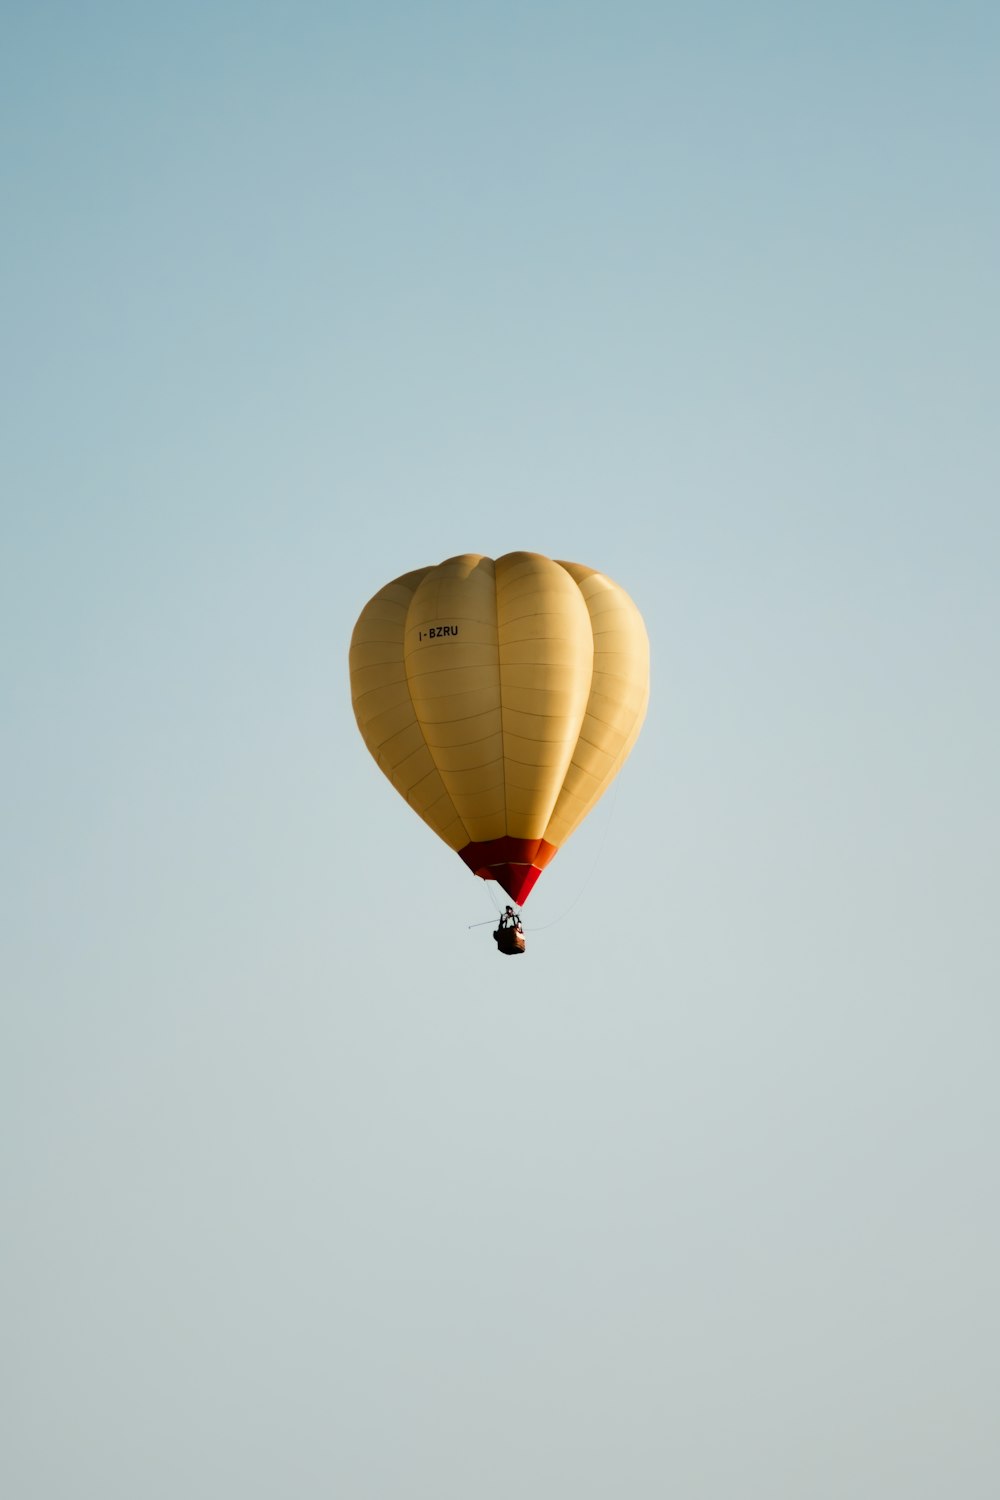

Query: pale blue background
<box><xmin>3</xmin><ymin>3</ymin><xmax>998</xmax><ymax>1497</ymax></box>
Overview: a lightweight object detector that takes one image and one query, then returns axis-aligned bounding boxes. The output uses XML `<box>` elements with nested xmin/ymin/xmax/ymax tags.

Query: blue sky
<box><xmin>3</xmin><ymin>4</ymin><xmax>999</xmax><ymax>1496</ymax></box>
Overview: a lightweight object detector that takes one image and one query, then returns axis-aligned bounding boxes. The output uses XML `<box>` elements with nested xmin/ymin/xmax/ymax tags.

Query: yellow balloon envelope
<box><xmin>349</xmin><ymin>552</ymin><xmax>650</xmax><ymax>903</ymax></box>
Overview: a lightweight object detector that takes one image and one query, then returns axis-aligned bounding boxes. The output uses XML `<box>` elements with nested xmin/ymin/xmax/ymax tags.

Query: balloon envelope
<box><xmin>349</xmin><ymin>552</ymin><xmax>649</xmax><ymax>903</ymax></box>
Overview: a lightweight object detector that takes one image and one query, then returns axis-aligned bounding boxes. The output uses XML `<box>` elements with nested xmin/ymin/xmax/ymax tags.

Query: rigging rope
<box><xmin>465</xmin><ymin>775</ymin><xmax>623</xmax><ymax>934</ymax></box>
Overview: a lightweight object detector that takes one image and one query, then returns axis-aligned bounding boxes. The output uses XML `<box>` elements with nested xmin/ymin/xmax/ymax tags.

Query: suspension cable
<box><xmin>465</xmin><ymin>775</ymin><xmax>623</xmax><ymax>935</ymax></box>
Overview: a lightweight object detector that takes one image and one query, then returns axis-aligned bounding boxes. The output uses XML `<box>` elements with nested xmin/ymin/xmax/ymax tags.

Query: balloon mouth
<box><xmin>458</xmin><ymin>837</ymin><xmax>558</xmax><ymax>905</ymax></box>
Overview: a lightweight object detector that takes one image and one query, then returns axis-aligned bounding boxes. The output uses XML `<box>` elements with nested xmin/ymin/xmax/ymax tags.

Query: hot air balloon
<box><xmin>349</xmin><ymin>552</ymin><xmax>649</xmax><ymax>916</ymax></box>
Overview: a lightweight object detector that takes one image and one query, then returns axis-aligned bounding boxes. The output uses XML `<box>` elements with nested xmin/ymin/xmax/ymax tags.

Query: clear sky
<box><xmin>3</xmin><ymin>3</ymin><xmax>999</xmax><ymax>1497</ymax></box>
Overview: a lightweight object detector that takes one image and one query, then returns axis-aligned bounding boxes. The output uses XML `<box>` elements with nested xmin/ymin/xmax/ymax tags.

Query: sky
<box><xmin>3</xmin><ymin>2</ymin><xmax>999</xmax><ymax>1496</ymax></box>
